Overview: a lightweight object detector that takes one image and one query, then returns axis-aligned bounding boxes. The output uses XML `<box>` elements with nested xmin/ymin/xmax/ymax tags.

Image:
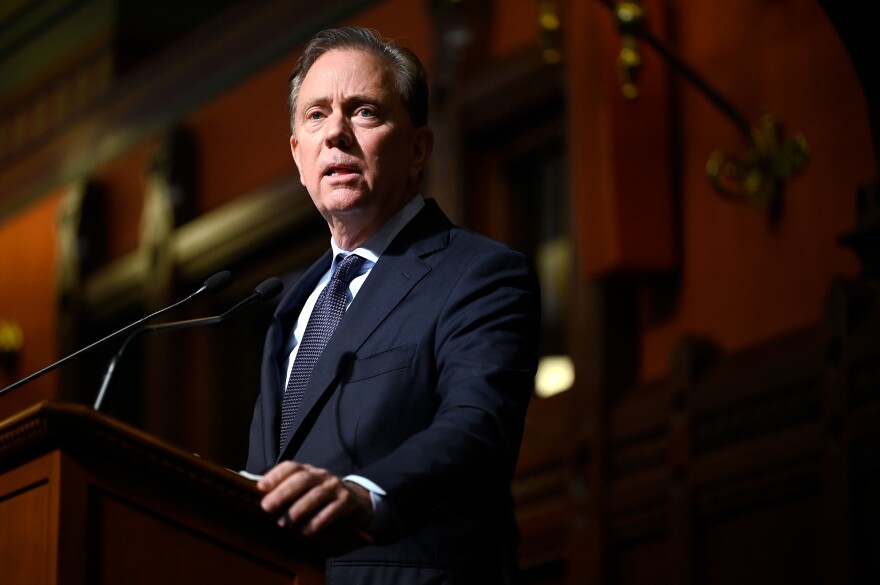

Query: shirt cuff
<box><xmin>343</xmin><ymin>474</ymin><xmax>393</xmax><ymax>534</ymax></box>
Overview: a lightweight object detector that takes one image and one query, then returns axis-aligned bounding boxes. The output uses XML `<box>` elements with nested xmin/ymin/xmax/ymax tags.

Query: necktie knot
<box><xmin>330</xmin><ymin>253</ymin><xmax>366</xmax><ymax>290</ymax></box>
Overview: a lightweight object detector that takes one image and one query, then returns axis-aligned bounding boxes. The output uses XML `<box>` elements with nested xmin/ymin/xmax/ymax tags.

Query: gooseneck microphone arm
<box><xmin>93</xmin><ymin>276</ymin><xmax>283</xmax><ymax>411</ymax></box>
<box><xmin>0</xmin><ymin>271</ymin><xmax>232</xmax><ymax>398</ymax></box>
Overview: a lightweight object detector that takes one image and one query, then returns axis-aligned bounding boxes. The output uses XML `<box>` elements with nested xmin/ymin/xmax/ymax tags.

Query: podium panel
<box><xmin>0</xmin><ymin>402</ymin><xmax>325</xmax><ymax>585</ymax></box>
<box><xmin>0</xmin><ymin>455</ymin><xmax>56</xmax><ymax>584</ymax></box>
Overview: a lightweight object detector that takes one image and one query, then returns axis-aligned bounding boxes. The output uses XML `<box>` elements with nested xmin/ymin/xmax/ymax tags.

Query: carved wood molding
<box><xmin>513</xmin><ymin>458</ymin><xmax>570</xmax><ymax>578</ymax></box>
<box><xmin>601</xmin><ymin>316</ymin><xmax>871</xmax><ymax>550</ymax></box>
<box><xmin>0</xmin><ymin>401</ymin><xmax>259</xmax><ymax>509</ymax></box>
<box><xmin>81</xmin><ymin>174</ymin><xmax>312</xmax><ymax>321</ymax></box>
<box><xmin>0</xmin><ymin>0</ymin><xmax>373</xmax><ymax>221</ymax></box>
<box><xmin>692</xmin><ymin>378</ymin><xmax>823</xmax><ymax>455</ymax></box>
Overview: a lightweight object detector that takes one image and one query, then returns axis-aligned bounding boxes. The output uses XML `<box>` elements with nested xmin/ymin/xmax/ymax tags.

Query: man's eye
<box><xmin>307</xmin><ymin>111</ymin><xmax>324</xmax><ymax>120</ymax></box>
<box><xmin>355</xmin><ymin>108</ymin><xmax>375</xmax><ymax>117</ymax></box>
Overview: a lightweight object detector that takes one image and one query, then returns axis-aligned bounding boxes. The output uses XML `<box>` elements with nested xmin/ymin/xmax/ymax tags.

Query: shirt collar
<box><xmin>330</xmin><ymin>195</ymin><xmax>425</xmax><ymax>265</ymax></box>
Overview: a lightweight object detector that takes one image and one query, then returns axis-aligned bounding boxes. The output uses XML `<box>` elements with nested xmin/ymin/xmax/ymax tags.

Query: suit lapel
<box><xmin>277</xmin><ymin>201</ymin><xmax>451</xmax><ymax>461</ymax></box>
<box><xmin>260</xmin><ymin>251</ymin><xmax>331</xmax><ymax>462</ymax></box>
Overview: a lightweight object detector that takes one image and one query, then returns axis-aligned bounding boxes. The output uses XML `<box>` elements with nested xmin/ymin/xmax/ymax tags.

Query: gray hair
<box><xmin>287</xmin><ymin>27</ymin><xmax>429</xmax><ymax>133</ymax></box>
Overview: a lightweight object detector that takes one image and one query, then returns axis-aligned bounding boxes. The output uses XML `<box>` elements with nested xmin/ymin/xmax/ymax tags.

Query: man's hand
<box><xmin>256</xmin><ymin>461</ymin><xmax>373</xmax><ymax>535</ymax></box>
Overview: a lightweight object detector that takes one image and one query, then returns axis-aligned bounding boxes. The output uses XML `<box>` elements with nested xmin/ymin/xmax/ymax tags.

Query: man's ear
<box><xmin>409</xmin><ymin>126</ymin><xmax>434</xmax><ymax>182</ymax></box>
<box><xmin>290</xmin><ymin>134</ymin><xmax>305</xmax><ymax>186</ymax></box>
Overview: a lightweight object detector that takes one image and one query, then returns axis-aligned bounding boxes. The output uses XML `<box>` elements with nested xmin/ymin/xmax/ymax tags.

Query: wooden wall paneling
<box><xmin>55</xmin><ymin>179</ymin><xmax>108</xmax><ymax>408</ymax></box>
<box><xmin>686</xmin><ymin>328</ymin><xmax>829</xmax><ymax>585</ymax></box>
<box><xmin>139</xmin><ymin>128</ymin><xmax>191</xmax><ymax>451</ymax></box>
<box><xmin>562</xmin><ymin>1</ymin><xmax>680</xmax><ymax>574</ymax></box>
<box><xmin>565</xmin><ymin>0</ymin><xmax>676</xmax><ymax>279</ymax></box>
<box><xmin>515</xmin><ymin>265</ymin><xmax>595</xmax><ymax>585</ymax></box>
<box><xmin>686</xmin><ymin>329</ymin><xmax>826</xmax><ymax>460</ymax></box>
<box><xmin>441</xmin><ymin>15</ymin><xmax>590</xmax><ymax>582</ymax></box>
<box><xmin>73</xmin><ymin>173</ymin><xmax>320</xmax><ymax>459</ymax></box>
<box><xmin>557</xmin><ymin>1</ymin><xmax>874</xmax><ymax>581</ymax></box>
<box><xmin>0</xmin><ymin>191</ymin><xmax>66</xmax><ymax>420</ymax></box>
<box><xmin>822</xmin><ymin>279</ymin><xmax>855</xmax><ymax>585</ymax></box>
<box><xmin>851</xmin><ymin>434</ymin><xmax>880</xmax><ymax>584</ymax></box>
<box><xmin>601</xmin><ymin>317</ymin><xmax>874</xmax><ymax>585</ymax></box>
<box><xmin>693</xmin><ymin>466</ymin><xmax>825</xmax><ymax>585</ymax></box>
<box><xmin>0</xmin><ymin>0</ymin><xmax>377</xmax><ymax>221</ymax></box>
<box><xmin>513</xmin><ymin>451</ymin><xmax>571</xmax><ymax>583</ymax></box>
<box><xmin>607</xmin><ymin>388</ymin><xmax>674</xmax><ymax>585</ymax></box>
<box><xmin>824</xmin><ymin>272</ymin><xmax>880</xmax><ymax>583</ymax></box>
<box><xmin>563</xmin><ymin>280</ymin><xmax>622</xmax><ymax>585</ymax></box>
<box><xmin>607</xmin><ymin>464</ymin><xmax>671</xmax><ymax>585</ymax></box>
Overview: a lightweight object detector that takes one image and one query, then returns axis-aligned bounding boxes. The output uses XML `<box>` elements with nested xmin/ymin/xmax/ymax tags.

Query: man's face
<box><xmin>290</xmin><ymin>49</ymin><xmax>432</xmax><ymax>238</ymax></box>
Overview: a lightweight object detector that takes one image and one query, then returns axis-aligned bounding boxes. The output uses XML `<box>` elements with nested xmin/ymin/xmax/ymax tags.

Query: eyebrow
<box><xmin>299</xmin><ymin>93</ymin><xmax>382</xmax><ymax>115</ymax></box>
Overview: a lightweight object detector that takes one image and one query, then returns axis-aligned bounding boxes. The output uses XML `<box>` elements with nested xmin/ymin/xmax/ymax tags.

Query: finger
<box><xmin>303</xmin><ymin>489</ymin><xmax>352</xmax><ymax>535</ymax></box>
<box><xmin>283</xmin><ymin>473</ymin><xmax>341</xmax><ymax>530</ymax></box>
<box><xmin>256</xmin><ymin>460</ymin><xmax>302</xmax><ymax>491</ymax></box>
<box><xmin>260</xmin><ymin>466</ymin><xmax>317</xmax><ymax>513</ymax></box>
<box><xmin>302</xmin><ymin>480</ymin><xmax>371</xmax><ymax>535</ymax></box>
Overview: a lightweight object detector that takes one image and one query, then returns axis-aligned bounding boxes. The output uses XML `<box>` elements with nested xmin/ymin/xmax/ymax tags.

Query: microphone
<box><xmin>0</xmin><ymin>271</ymin><xmax>232</xmax><ymax>398</ymax></box>
<box><xmin>93</xmin><ymin>276</ymin><xmax>283</xmax><ymax>411</ymax></box>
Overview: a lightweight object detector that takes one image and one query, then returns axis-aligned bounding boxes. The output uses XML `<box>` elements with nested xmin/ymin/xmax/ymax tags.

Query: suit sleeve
<box><xmin>354</xmin><ymin>244</ymin><xmax>541</xmax><ymax>534</ymax></box>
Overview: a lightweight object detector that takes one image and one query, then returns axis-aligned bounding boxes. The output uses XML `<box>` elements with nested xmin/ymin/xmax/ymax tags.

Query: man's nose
<box><xmin>323</xmin><ymin>112</ymin><xmax>351</xmax><ymax>149</ymax></box>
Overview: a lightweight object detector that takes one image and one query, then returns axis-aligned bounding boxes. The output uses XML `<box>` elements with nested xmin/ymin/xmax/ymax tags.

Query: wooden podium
<box><xmin>0</xmin><ymin>402</ymin><xmax>325</xmax><ymax>584</ymax></box>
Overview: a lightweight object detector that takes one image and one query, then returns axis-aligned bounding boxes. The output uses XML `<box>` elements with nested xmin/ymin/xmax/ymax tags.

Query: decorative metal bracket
<box><xmin>539</xmin><ymin>0</ymin><xmax>563</xmax><ymax>64</ymax></box>
<box><xmin>0</xmin><ymin>319</ymin><xmax>23</xmax><ymax>365</ymax></box>
<box><xmin>602</xmin><ymin>0</ymin><xmax>809</xmax><ymax>214</ymax></box>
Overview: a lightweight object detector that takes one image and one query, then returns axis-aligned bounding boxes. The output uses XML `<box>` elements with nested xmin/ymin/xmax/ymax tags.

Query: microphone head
<box><xmin>254</xmin><ymin>276</ymin><xmax>283</xmax><ymax>301</ymax></box>
<box><xmin>204</xmin><ymin>270</ymin><xmax>232</xmax><ymax>294</ymax></box>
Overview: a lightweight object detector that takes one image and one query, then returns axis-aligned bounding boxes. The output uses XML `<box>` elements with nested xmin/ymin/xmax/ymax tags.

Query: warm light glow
<box><xmin>535</xmin><ymin>355</ymin><xmax>574</xmax><ymax>398</ymax></box>
<box><xmin>0</xmin><ymin>320</ymin><xmax>23</xmax><ymax>353</ymax></box>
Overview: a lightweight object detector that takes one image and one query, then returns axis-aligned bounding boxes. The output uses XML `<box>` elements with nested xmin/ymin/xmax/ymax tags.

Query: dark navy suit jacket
<box><xmin>246</xmin><ymin>199</ymin><xmax>540</xmax><ymax>584</ymax></box>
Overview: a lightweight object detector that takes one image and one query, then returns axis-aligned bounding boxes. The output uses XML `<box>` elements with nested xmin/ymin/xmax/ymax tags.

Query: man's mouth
<box><xmin>325</xmin><ymin>165</ymin><xmax>359</xmax><ymax>176</ymax></box>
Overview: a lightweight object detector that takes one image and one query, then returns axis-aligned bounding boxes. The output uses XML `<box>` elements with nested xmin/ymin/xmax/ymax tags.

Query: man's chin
<box><xmin>322</xmin><ymin>201</ymin><xmax>370</xmax><ymax>217</ymax></box>
<box><xmin>313</xmin><ymin>188</ymin><xmax>369</xmax><ymax>210</ymax></box>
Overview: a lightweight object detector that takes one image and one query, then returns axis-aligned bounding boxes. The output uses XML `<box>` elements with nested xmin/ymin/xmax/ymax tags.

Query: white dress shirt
<box><xmin>281</xmin><ymin>195</ymin><xmax>425</xmax><ymax>529</ymax></box>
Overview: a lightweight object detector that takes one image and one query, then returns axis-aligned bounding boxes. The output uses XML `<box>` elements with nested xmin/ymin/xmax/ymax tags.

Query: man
<box><xmin>246</xmin><ymin>26</ymin><xmax>540</xmax><ymax>583</ymax></box>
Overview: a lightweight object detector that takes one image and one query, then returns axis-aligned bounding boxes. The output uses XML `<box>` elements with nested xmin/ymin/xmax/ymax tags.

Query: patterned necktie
<box><xmin>279</xmin><ymin>253</ymin><xmax>366</xmax><ymax>450</ymax></box>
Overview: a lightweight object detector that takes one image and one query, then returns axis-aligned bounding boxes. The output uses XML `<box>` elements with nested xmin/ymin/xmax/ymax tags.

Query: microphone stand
<box><xmin>93</xmin><ymin>276</ymin><xmax>282</xmax><ymax>411</ymax></box>
<box><xmin>0</xmin><ymin>271</ymin><xmax>231</xmax><ymax>398</ymax></box>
